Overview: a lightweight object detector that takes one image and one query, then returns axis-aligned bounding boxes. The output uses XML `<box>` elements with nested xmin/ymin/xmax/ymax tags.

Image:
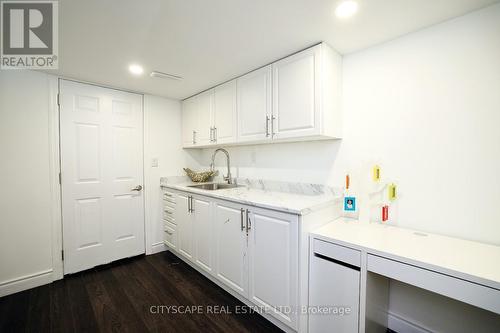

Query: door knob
<box><xmin>131</xmin><ymin>185</ymin><xmax>143</xmax><ymax>192</ymax></box>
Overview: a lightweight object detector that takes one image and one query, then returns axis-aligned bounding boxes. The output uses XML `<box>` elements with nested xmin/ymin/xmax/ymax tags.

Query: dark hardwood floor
<box><xmin>0</xmin><ymin>251</ymin><xmax>283</xmax><ymax>333</ymax></box>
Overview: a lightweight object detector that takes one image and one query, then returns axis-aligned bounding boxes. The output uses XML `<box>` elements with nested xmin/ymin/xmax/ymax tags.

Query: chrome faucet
<box><xmin>210</xmin><ymin>148</ymin><xmax>232</xmax><ymax>184</ymax></box>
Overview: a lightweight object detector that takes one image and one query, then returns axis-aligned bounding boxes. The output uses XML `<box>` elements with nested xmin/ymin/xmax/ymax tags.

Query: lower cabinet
<box><xmin>193</xmin><ymin>196</ymin><xmax>213</xmax><ymax>273</ymax></box>
<box><xmin>214</xmin><ymin>201</ymin><xmax>248</xmax><ymax>297</ymax></box>
<box><xmin>176</xmin><ymin>193</ymin><xmax>194</xmax><ymax>260</ymax></box>
<box><xmin>166</xmin><ymin>189</ymin><xmax>299</xmax><ymax>330</ymax></box>
<box><xmin>248</xmin><ymin>208</ymin><xmax>298</xmax><ymax>328</ymax></box>
<box><xmin>309</xmin><ymin>240</ymin><xmax>361</xmax><ymax>333</ymax></box>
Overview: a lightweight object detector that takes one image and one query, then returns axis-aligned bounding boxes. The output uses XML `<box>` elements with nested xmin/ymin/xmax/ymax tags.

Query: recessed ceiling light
<box><xmin>128</xmin><ymin>64</ymin><xmax>144</xmax><ymax>75</ymax></box>
<box><xmin>335</xmin><ymin>0</ymin><xmax>358</xmax><ymax>18</ymax></box>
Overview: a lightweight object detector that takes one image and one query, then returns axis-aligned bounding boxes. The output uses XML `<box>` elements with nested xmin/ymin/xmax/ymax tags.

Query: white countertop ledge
<box><xmin>312</xmin><ymin>218</ymin><xmax>500</xmax><ymax>291</ymax></box>
<box><xmin>160</xmin><ymin>178</ymin><xmax>341</xmax><ymax>215</ymax></box>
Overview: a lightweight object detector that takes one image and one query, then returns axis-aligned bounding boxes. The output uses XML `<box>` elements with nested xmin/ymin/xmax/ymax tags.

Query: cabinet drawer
<box><xmin>164</xmin><ymin>220</ymin><xmax>176</xmax><ymax>230</ymax></box>
<box><xmin>367</xmin><ymin>254</ymin><xmax>500</xmax><ymax>314</ymax></box>
<box><xmin>313</xmin><ymin>239</ymin><xmax>361</xmax><ymax>268</ymax></box>
<box><xmin>163</xmin><ymin>207</ymin><xmax>175</xmax><ymax>224</ymax></box>
<box><xmin>164</xmin><ymin>225</ymin><xmax>176</xmax><ymax>249</ymax></box>
<box><xmin>163</xmin><ymin>191</ymin><xmax>176</xmax><ymax>204</ymax></box>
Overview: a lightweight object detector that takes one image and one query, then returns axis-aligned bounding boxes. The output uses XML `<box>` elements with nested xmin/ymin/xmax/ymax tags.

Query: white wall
<box><xmin>0</xmin><ymin>72</ymin><xmax>197</xmax><ymax>296</ymax></box>
<box><xmin>338</xmin><ymin>3</ymin><xmax>500</xmax><ymax>246</ymax></box>
<box><xmin>195</xmin><ymin>4</ymin><xmax>500</xmax><ymax>331</ymax></box>
<box><xmin>144</xmin><ymin>95</ymin><xmax>200</xmax><ymax>254</ymax></box>
<box><xmin>201</xmin><ymin>3</ymin><xmax>500</xmax><ymax>246</ymax></box>
<box><xmin>0</xmin><ymin>70</ymin><xmax>61</xmax><ymax>296</ymax></box>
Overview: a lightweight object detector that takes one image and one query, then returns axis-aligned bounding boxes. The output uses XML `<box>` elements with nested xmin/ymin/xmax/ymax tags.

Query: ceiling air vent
<box><xmin>150</xmin><ymin>71</ymin><xmax>183</xmax><ymax>81</ymax></box>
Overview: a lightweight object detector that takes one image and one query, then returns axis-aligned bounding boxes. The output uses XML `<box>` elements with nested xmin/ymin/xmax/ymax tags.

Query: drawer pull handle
<box><xmin>313</xmin><ymin>253</ymin><xmax>360</xmax><ymax>271</ymax></box>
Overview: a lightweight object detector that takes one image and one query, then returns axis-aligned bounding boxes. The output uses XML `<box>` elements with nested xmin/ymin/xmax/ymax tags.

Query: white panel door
<box><xmin>237</xmin><ymin>66</ymin><xmax>272</xmax><ymax>142</ymax></box>
<box><xmin>176</xmin><ymin>193</ymin><xmax>194</xmax><ymax>261</ymax></box>
<box><xmin>213</xmin><ymin>81</ymin><xmax>237</xmax><ymax>144</ymax></box>
<box><xmin>272</xmin><ymin>45</ymin><xmax>321</xmax><ymax>139</ymax></box>
<box><xmin>193</xmin><ymin>90</ymin><xmax>213</xmax><ymax>146</ymax></box>
<box><xmin>60</xmin><ymin>80</ymin><xmax>144</xmax><ymax>274</ymax></box>
<box><xmin>248</xmin><ymin>208</ymin><xmax>298</xmax><ymax>329</ymax></box>
<box><xmin>214</xmin><ymin>202</ymin><xmax>248</xmax><ymax>297</ymax></box>
<box><xmin>193</xmin><ymin>197</ymin><xmax>213</xmax><ymax>273</ymax></box>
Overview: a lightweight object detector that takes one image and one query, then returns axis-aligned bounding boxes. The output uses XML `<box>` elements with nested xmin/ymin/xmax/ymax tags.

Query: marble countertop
<box><xmin>160</xmin><ymin>176</ymin><xmax>341</xmax><ymax>215</ymax></box>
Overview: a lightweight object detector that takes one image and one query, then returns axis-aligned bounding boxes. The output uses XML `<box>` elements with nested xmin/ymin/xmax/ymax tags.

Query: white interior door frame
<box><xmin>48</xmin><ymin>76</ymin><xmax>64</xmax><ymax>282</ymax></box>
<box><xmin>58</xmin><ymin>78</ymin><xmax>147</xmax><ymax>274</ymax></box>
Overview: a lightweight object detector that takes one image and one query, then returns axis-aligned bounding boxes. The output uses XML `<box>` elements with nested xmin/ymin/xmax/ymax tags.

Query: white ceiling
<box><xmin>51</xmin><ymin>0</ymin><xmax>499</xmax><ymax>99</ymax></box>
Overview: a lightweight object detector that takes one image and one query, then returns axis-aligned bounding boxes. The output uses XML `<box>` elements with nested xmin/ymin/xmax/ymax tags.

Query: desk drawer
<box><xmin>367</xmin><ymin>254</ymin><xmax>500</xmax><ymax>314</ymax></box>
<box><xmin>313</xmin><ymin>239</ymin><xmax>361</xmax><ymax>268</ymax></box>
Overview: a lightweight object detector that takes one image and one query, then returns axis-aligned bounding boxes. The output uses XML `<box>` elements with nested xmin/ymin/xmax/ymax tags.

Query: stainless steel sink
<box><xmin>187</xmin><ymin>183</ymin><xmax>242</xmax><ymax>191</ymax></box>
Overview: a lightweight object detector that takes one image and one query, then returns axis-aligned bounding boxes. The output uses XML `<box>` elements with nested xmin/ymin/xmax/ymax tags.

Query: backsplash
<box><xmin>161</xmin><ymin>176</ymin><xmax>340</xmax><ymax>197</ymax></box>
<box><xmin>234</xmin><ymin>177</ymin><xmax>340</xmax><ymax>197</ymax></box>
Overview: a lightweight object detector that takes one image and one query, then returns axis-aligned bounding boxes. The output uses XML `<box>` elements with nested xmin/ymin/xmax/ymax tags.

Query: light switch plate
<box><xmin>151</xmin><ymin>158</ymin><xmax>159</xmax><ymax>167</ymax></box>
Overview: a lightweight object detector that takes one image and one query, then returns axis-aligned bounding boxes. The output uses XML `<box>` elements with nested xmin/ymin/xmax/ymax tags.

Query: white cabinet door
<box><xmin>176</xmin><ymin>193</ymin><xmax>194</xmax><ymax>261</ymax></box>
<box><xmin>213</xmin><ymin>80</ymin><xmax>237</xmax><ymax>144</ymax></box>
<box><xmin>214</xmin><ymin>202</ymin><xmax>248</xmax><ymax>297</ymax></box>
<box><xmin>248</xmin><ymin>208</ymin><xmax>299</xmax><ymax>329</ymax></box>
<box><xmin>182</xmin><ymin>98</ymin><xmax>197</xmax><ymax>147</ymax></box>
<box><xmin>309</xmin><ymin>253</ymin><xmax>360</xmax><ymax>333</ymax></box>
<box><xmin>193</xmin><ymin>196</ymin><xmax>213</xmax><ymax>273</ymax></box>
<box><xmin>272</xmin><ymin>45</ymin><xmax>321</xmax><ymax>139</ymax></box>
<box><xmin>237</xmin><ymin>65</ymin><xmax>272</xmax><ymax>142</ymax></box>
<box><xmin>193</xmin><ymin>90</ymin><xmax>213</xmax><ymax>146</ymax></box>
<box><xmin>60</xmin><ymin>80</ymin><xmax>145</xmax><ymax>274</ymax></box>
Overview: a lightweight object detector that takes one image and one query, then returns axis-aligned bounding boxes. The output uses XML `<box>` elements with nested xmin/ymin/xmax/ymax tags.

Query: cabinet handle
<box><xmin>214</xmin><ymin>127</ymin><xmax>217</xmax><ymax>142</ymax></box>
<box><xmin>271</xmin><ymin>115</ymin><xmax>276</xmax><ymax>137</ymax></box>
<box><xmin>265</xmin><ymin>115</ymin><xmax>270</xmax><ymax>137</ymax></box>
<box><xmin>240</xmin><ymin>208</ymin><xmax>245</xmax><ymax>231</ymax></box>
<box><xmin>187</xmin><ymin>196</ymin><xmax>191</xmax><ymax>213</ymax></box>
<box><xmin>165</xmin><ymin>230</ymin><xmax>173</xmax><ymax>236</ymax></box>
<box><xmin>192</xmin><ymin>131</ymin><xmax>197</xmax><ymax>144</ymax></box>
<box><xmin>210</xmin><ymin>127</ymin><xmax>214</xmax><ymax>142</ymax></box>
<box><xmin>190</xmin><ymin>196</ymin><xmax>195</xmax><ymax>213</ymax></box>
<box><xmin>245</xmin><ymin>209</ymin><xmax>251</xmax><ymax>234</ymax></box>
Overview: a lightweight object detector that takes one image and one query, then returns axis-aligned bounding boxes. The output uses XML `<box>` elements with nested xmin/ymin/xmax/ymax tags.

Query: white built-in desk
<box><xmin>309</xmin><ymin>218</ymin><xmax>500</xmax><ymax>333</ymax></box>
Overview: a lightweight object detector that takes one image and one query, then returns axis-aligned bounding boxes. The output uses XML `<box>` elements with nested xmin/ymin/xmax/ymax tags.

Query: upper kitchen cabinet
<box><xmin>271</xmin><ymin>43</ymin><xmax>342</xmax><ymax>141</ymax></box>
<box><xmin>193</xmin><ymin>90</ymin><xmax>213</xmax><ymax>146</ymax></box>
<box><xmin>181</xmin><ymin>90</ymin><xmax>212</xmax><ymax>147</ymax></box>
<box><xmin>182</xmin><ymin>81</ymin><xmax>237</xmax><ymax>147</ymax></box>
<box><xmin>213</xmin><ymin>80</ymin><xmax>237</xmax><ymax>144</ymax></box>
<box><xmin>181</xmin><ymin>97</ymin><xmax>197</xmax><ymax>147</ymax></box>
<box><xmin>237</xmin><ymin>65</ymin><xmax>272</xmax><ymax>142</ymax></box>
<box><xmin>182</xmin><ymin>42</ymin><xmax>342</xmax><ymax>148</ymax></box>
<box><xmin>272</xmin><ymin>44</ymin><xmax>340</xmax><ymax>140</ymax></box>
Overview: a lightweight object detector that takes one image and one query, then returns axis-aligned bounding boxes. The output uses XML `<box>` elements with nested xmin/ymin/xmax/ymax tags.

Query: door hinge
<box><xmin>61</xmin><ymin>250</ymin><xmax>64</xmax><ymax>261</ymax></box>
<box><xmin>58</xmin><ymin>172</ymin><xmax>62</xmax><ymax>185</ymax></box>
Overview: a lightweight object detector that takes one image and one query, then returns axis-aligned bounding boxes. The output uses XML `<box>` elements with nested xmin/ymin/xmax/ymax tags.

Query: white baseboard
<box><xmin>388</xmin><ymin>312</ymin><xmax>432</xmax><ymax>333</ymax></box>
<box><xmin>0</xmin><ymin>269</ymin><xmax>54</xmax><ymax>298</ymax></box>
<box><xmin>149</xmin><ymin>241</ymin><xmax>167</xmax><ymax>255</ymax></box>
